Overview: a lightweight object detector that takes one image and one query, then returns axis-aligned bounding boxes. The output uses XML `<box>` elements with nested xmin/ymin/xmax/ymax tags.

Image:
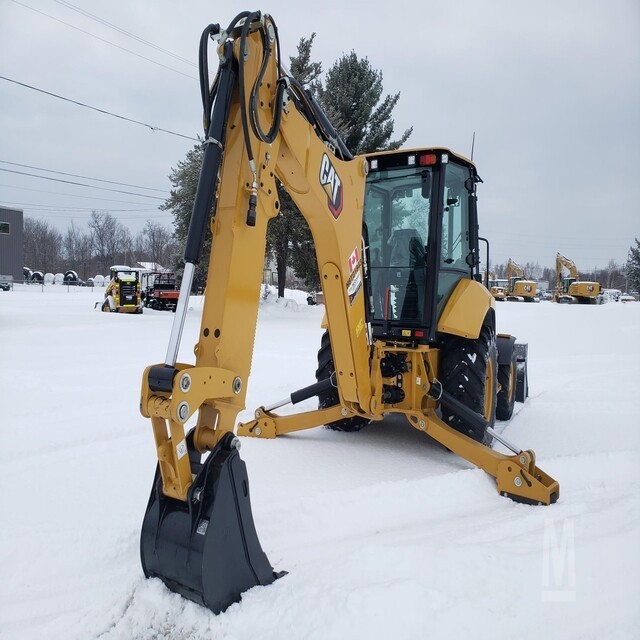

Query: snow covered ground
<box><xmin>1</xmin><ymin>285</ymin><xmax>639</xmax><ymax>640</ymax></box>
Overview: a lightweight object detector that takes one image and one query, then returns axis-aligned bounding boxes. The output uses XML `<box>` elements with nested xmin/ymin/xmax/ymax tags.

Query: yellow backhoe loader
<box><xmin>487</xmin><ymin>270</ymin><xmax>506</xmax><ymax>300</ymax></box>
<box><xmin>505</xmin><ymin>259</ymin><xmax>537</xmax><ymax>302</ymax></box>
<box><xmin>138</xmin><ymin>11</ymin><xmax>559</xmax><ymax>614</ymax></box>
<box><xmin>554</xmin><ymin>253</ymin><xmax>601</xmax><ymax>304</ymax></box>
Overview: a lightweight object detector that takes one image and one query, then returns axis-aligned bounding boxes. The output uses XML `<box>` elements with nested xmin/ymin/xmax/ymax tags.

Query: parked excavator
<box><xmin>138</xmin><ymin>11</ymin><xmax>559</xmax><ymax>615</ymax></box>
<box><xmin>505</xmin><ymin>259</ymin><xmax>537</xmax><ymax>302</ymax></box>
<box><xmin>554</xmin><ymin>252</ymin><xmax>601</xmax><ymax>304</ymax></box>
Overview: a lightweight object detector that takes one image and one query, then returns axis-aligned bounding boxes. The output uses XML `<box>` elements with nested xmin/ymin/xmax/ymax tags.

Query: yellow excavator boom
<box><xmin>554</xmin><ymin>252</ymin><xmax>601</xmax><ymax>303</ymax></box>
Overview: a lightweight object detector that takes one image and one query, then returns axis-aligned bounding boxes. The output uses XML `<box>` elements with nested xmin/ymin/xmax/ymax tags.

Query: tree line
<box><xmin>23</xmin><ymin>211</ymin><xmax>178</xmax><ymax>280</ymax></box>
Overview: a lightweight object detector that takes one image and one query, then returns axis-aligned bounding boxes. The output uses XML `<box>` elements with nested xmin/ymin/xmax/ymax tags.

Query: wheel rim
<box><xmin>484</xmin><ymin>357</ymin><xmax>495</xmax><ymax>420</ymax></box>
<box><xmin>508</xmin><ymin>361</ymin><xmax>516</xmax><ymax>405</ymax></box>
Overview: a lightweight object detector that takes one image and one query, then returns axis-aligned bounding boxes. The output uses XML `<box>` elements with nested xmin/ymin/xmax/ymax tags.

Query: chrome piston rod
<box><xmin>486</xmin><ymin>426</ymin><xmax>522</xmax><ymax>455</ymax></box>
<box><xmin>164</xmin><ymin>261</ymin><xmax>195</xmax><ymax>367</ymax></box>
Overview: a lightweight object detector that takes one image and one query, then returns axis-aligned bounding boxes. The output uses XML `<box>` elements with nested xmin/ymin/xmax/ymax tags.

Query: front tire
<box><xmin>315</xmin><ymin>331</ymin><xmax>370</xmax><ymax>432</ymax></box>
<box><xmin>439</xmin><ymin>326</ymin><xmax>497</xmax><ymax>445</ymax></box>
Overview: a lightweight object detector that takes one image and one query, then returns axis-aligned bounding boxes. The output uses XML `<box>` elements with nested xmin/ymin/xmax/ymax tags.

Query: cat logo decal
<box><xmin>319</xmin><ymin>153</ymin><xmax>343</xmax><ymax>219</ymax></box>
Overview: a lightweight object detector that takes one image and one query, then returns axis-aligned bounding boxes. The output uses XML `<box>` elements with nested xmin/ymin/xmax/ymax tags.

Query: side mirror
<box><xmin>421</xmin><ymin>171</ymin><xmax>431</xmax><ymax>199</ymax></box>
<box><xmin>464</xmin><ymin>177</ymin><xmax>475</xmax><ymax>194</ymax></box>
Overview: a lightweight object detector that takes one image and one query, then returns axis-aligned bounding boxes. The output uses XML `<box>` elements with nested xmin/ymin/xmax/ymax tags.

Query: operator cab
<box><xmin>363</xmin><ymin>148</ymin><xmax>479</xmax><ymax>342</ymax></box>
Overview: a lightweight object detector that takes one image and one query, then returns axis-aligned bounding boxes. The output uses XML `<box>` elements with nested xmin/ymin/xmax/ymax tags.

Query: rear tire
<box><xmin>496</xmin><ymin>350</ymin><xmax>517</xmax><ymax>421</ymax></box>
<box><xmin>440</xmin><ymin>326</ymin><xmax>497</xmax><ymax>445</ymax></box>
<box><xmin>315</xmin><ymin>331</ymin><xmax>370</xmax><ymax>432</ymax></box>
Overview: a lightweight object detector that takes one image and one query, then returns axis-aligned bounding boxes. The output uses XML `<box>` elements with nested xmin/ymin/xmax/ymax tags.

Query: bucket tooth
<box><xmin>140</xmin><ymin>431</ymin><xmax>279</xmax><ymax>613</ymax></box>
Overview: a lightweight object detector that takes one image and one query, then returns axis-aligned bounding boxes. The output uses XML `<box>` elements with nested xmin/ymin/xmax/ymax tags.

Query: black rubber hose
<box><xmin>199</xmin><ymin>13</ymin><xmax>254</xmax><ymax>134</ymax></box>
<box><xmin>248</xmin><ymin>15</ymin><xmax>285</xmax><ymax>144</ymax></box>
<box><xmin>238</xmin><ymin>11</ymin><xmax>262</xmax><ymax>165</ymax></box>
<box><xmin>199</xmin><ymin>24</ymin><xmax>220</xmax><ymax>133</ymax></box>
<box><xmin>288</xmin><ymin>78</ymin><xmax>353</xmax><ymax>161</ymax></box>
<box><xmin>184</xmin><ymin>42</ymin><xmax>237</xmax><ymax>264</ymax></box>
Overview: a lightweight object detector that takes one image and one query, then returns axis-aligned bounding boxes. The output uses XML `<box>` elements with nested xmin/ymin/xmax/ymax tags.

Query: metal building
<box><xmin>0</xmin><ymin>206</ymin><xmax>24</xmax><ymax>281</ymax></box>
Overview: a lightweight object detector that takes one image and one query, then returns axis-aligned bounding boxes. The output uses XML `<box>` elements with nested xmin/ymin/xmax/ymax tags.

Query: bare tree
<box><xmin>131</xmin><ymin>230</ymin><xmax>148</xmax><ymax>264</ymax></box>
<box><xmin>117</xmin><ymin>227</ymin><xmax>133</xmax><ymax>265</ymax></box>
<box><xmin>542</xmin><ymin>266</ymin><xmax>556</xmax><ymax>287</ymax></box>
<box><xmin>494</xmin><ymin>262</ymin><xmax>507</xmax><ymax>279</ymax></box>
<box><xmin>89</xmin><ymin>211</ymin><xmax>127</xmax><ymax>270</ymax></box>
<box><xmin>523</xmin><ymin>261</ymin><xmax>543</xmax><ymax>280</ymax></box>
<box><xmin>23</xmin><ymin>218</ymin><xmax>63</xmax><ymax>274</ymax></box>
<box><xmin>75</xmin><ymin>230</ymin><xmax>94</xmax><ymax>279</ymax></box>
<box><xmin>144</xmin><ymin>220</ymin><xmax>173</xmax><ymax>269</ymax></box>
<box><xmin>603</xmin><ymin>259</ymin><xmax>619</xmax><ymax>289</ymax></box>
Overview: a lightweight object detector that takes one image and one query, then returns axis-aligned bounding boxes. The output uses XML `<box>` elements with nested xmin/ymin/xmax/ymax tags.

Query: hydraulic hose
<box><xmin>288</xmin><ymin>78</ymin><xmax>353</xmax><ymax>161</ymax></box>
<box><xmin>199</xmin><ymin>24</ymin><xmax>220</xmax><ymax>133</ymax></box>
<box><xmin>199</xmin><ymin>12</ymin><xmax>253</xmax><ymax>133</ymax></box>
<box><xmin>237</xmin><ymin>11</ymin><xmax>262</xmax><ymax>168</ymax></box>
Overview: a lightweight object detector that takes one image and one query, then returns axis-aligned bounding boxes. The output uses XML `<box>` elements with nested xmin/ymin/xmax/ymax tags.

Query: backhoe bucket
<box><xmin>140</xmin><ymin>431</ymin><xmax>278</xmax><ymax>613</ymax></box>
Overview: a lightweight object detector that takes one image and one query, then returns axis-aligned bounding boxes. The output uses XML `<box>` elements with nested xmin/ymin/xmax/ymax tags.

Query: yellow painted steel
<box><xmin>506</xmin><ymin>259</ymin><xmax>537</xmax><ymax>301</ymax></box>
<box><xmin>238</xmin><ymin>404</ymin><xmax>351</xmax><ymax>438</ymax></box>
<box><xmin>488</xmin><ymin>271</ymin><xmax>506</xmax><ymax>301</ymax></box>
<box><xmin>414</xmin><ymin>410</ymin><xmax>559</xmax><ymax>505</ymax></box>
<box><xmin>103</xmin><ymin>275</ymin><xmax>141</xmax><ymax>313</ymax></box>
<box><xmin>554</xmin><ymin>252</ymin><xmax>601</xmax><ymax>303</ymax></box>
<box><xmin>437</xmin><ymin>279</ymin><xmax>495</xmax><ymax>339</ymax></box>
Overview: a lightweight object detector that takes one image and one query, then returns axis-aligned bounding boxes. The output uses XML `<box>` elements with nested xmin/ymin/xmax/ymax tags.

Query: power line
<box><xmin>0</xmin><ymin>167</ymin><xmax>166</xmax><ymax>200</ymax></box>
<box><xmin>0</xmin><ymin>182</ymin><xmax>166</xmax><ymax>205</ymax></box>
<box><xmin>51</xmin><ymin>0</ymin><xmax>197</xmax><ymax>68</ymax></box>
<box><xmin>0</xmin><ymin>75</ymin><xmax>199</xmax><ymax>142</ymax></box>
<box><xmin>0</xmin><ymin>200</ymin><xmax>158</xmax><ymax>212</ymax></box>
<box><xmin>0</xmin><ymin>160</ymin><xmax>169</xmax><ymax>194</ymax></box>
<box><xmin>10</xmin><ymin>0</ymin><xmax>198</xmax><ymax>81</ymax></box>
<box><xmin>23</xmin><ymin>210</ymin><xmax>171</xmax><ymax>221</ymax></box>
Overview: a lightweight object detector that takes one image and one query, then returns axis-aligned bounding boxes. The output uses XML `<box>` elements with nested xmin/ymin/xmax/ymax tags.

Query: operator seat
<box><xmin>387</xmin><ymin>228</ymin><xmax>426</xmax><ymax>321</ymax></box>
<box><xmin>389</xmin><ymin>228</ymin><xmax>424</xmax><ymax>267</ymax></box>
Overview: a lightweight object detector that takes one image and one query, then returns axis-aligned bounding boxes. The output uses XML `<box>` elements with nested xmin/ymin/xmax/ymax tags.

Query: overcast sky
<box><xmin>1</xmin><ymin>0</ymin><xmax>638</xmax><ymax>270</ymax></box>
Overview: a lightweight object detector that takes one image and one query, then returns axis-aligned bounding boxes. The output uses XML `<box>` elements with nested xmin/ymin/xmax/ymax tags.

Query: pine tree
<box><xmin>159</xmin><ymin>142</ymin><xmax>208</xmax><ymax>290</ymax></box>
<box><xmin>317</xmin><ymin>51</ymin><xmax>412</xmax><ymax>154</ymax></box>
<box><xmin>266</xmin><ymin>35</ymin><xmax>323</xmax><ymax>297</ymax></box>
<box><xmin>625</xmin><ymin>238</ymin><xmax>640</xmax><ymax>293</ymax></box>
<box><xmin>163</xmin><ymin>35</ymin><xmax>413</xmax><ymax>295</ymax></box>
<box><xmin>281</xmin><ymin>45</ymin><xmax>413</xmax><ymax>293</ymax></box>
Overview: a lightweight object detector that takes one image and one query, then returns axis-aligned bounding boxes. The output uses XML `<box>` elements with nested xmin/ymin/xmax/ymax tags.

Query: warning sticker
<box><xmin>355</xmin><ymin>317</ymin><xmax>364</xmax><ymax>338</ymax></box>
<box><xmin>176</xmin><ymin>439</ymin><xmax>187</xmax><ymax>460</ymax></box>
<box><xmin>347</xmin><ymin>269</ymin><xmax>362</xmax><ymax>306</ymax></box>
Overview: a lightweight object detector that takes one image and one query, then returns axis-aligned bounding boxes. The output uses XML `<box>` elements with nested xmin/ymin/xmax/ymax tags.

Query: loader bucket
<box><xmin>140</xmin><ymin>431</ymin><xmax>278</xmax><ymax>613</ymax></box>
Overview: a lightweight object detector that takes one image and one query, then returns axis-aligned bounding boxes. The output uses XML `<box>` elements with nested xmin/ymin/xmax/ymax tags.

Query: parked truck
<box><xmin>141</xmin><ymin>271</ymin><xmax>179</xmax><ymax>311</ymax></box>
